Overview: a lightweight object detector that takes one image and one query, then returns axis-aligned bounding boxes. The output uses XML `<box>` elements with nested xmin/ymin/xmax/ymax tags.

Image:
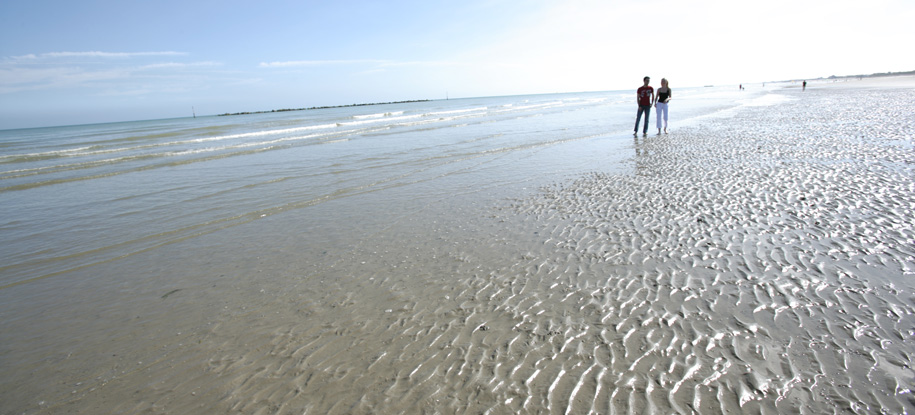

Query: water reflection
<box><xmin>632</xmin><ymin>135</ymin><xmax>653</xmax><ymax>176</ymax></box>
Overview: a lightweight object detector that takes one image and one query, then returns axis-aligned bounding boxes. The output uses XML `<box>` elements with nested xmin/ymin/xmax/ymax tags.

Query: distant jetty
<box><xmin>218</xmin><ymin>100</ymin><xmax>431</xmax><ymax>117</ymax></box>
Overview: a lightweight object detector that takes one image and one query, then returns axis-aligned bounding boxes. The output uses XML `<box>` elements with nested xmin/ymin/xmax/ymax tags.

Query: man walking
<box><xmin>634</xmin><ymin>76</ymin><xmax>654</xmax><ymax>136</ymax></box>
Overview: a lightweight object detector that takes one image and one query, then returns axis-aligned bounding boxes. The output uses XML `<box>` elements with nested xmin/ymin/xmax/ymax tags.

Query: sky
<box><xmin>1</xmin><ymin>0</ymin><xmax>913</xmax><ymax>129</ymax></box>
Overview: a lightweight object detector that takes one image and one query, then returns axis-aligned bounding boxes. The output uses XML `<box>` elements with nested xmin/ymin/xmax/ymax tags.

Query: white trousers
<box><xmin>656</xmin><ymin>102</ymin><xmax>669</xmax><ymax>129</ymax></box>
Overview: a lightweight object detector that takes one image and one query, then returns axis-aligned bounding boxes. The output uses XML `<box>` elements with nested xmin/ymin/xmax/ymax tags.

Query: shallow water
<box><xmin>1</xmin><ymin>83</ymin><xmax>913</xmax><ymax>414</ymax></box>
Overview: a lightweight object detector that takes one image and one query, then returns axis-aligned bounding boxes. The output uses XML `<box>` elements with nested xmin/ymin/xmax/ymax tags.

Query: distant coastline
<box><xmin>840</xmin><ymin>69</ymin><xmax>915</xmax><ymax>78</ymax></box>
<box><xmin>788</xmin><ymin>69</ymin><xmax>915</xmax><ymax>83</ymax></box>
<box><xmin>218</xmin><ymin>100</ymin><xmax>431</xmax><ymax>117</ymax></box>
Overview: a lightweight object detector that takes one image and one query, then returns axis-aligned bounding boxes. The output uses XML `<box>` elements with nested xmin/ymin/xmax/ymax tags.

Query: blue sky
<box><xmin>1</xmin><ymin>0</ymin><xmax>912</xmax><ymax>129</ymax></box>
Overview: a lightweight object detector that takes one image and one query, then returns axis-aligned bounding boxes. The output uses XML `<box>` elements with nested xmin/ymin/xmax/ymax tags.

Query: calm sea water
<box><xmin>0</xmin><ymin>87</ymin><xmax>763</xmax><ymax>291</ymax></box>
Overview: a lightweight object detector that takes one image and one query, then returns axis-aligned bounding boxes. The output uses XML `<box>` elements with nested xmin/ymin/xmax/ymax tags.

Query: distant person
<box><xmin>803</xmin><ymin>80</ymin><xmax>807</xmax><ymax>91</ymax></box>
<box><xmin>634</xmin><ymin>76</ymin><xmax>654</xmax><ymax>136</ymax></box>
<box><xmin>654</xmin><ymin>78</ymin><xmax>672</xmax><ymax>134</ymax></box>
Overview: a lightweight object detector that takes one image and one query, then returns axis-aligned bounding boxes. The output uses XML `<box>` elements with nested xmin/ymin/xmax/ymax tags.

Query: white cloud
<box><xmin>258</xmin><ymin>59</ymin><xmax>462</xmax><ymax>69</ymax></box>
<box><xmin>138</xmin><ymin>62</ymin><xmax>222</xmax><ymax>70</ymax></box>
<box><xmin>0</xmin><ymin>51</ymin><xmax>222</xmax><ymax>95</ymax></box>
<box><xmin>259</xmin><ymin>59</ymin><xmax>384</xmax><ymax>68</ymax></box>
<box><xmin>8</xmin><ymin>51</ymin><xmax>188</xmax><ymax>60</ymax></box>
<box><xmin>0</xmin><ymin>66</ymin><xmax>130</xmax><ymax>94</ymax></box>
<box><xmin>377</xmin><ymin>60</ymin><xmax>462</xmax><ymax>68</ymax></box>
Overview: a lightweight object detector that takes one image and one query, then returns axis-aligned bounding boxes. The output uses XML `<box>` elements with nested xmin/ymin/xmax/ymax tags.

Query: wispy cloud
<box><xmin>0</xmin><ymin>51</ymin><xmax>222</xmax><ymax>95</ymax></box>
<box><xmin>378</xmin><ymin>60</ymin><xmax>462</xmax><ymax>68</ymax></box>
<box><xmin>258</xmin><ymin>59</ymin><xmax>385</xmax><ymax>68</ymax></box>
<box><xmin>0</xmin><ymin>66</ymin><xmax>130</xmax><ymax>94</ymax></box>
<box><xmin>259</xmin><ymin>59</ymin><xmax>463</xmax><ymax>70</ymax></box>
<box><xmin>9</xmin><ymin>51</ymin><xmax>189</xmax><ymax>60</ymax></box>
<box><xmin>138</xmin><ymin>62</ymin><xmax>222</xmax><ymax>70</ymax></box>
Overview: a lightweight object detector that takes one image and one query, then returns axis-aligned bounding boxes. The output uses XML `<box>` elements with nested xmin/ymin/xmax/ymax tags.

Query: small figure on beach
<box><xmin>654</xmin><ymin>78</ymin><xmax>671</xmax><ymax>134</ymax></box>
<box><xmin>739</xmin><ymin>84</ymin><xmax>744</xmax><ymax>91</ymax></box>
<box><xmin>803</xmin><ymin>80</ymin><xmax>807</xmax><ymax>91</ymax></box>
<box><xmin>634</xmin><ymin>76</ymin><xmax>654</xmax><ymax>136</ymax></box>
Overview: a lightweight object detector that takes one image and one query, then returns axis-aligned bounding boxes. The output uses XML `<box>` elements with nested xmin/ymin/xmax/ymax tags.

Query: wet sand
<box><xmin>2</xmin><ymin>79</ymin><xmax>914</xmax><ymax>414</ymax></box>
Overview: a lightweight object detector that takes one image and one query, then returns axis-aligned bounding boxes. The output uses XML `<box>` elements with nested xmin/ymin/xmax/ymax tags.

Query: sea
<box><xmin>0</xmin><ymin>86</ymin><xmax>757</xmax><ymax>292</ymax></box>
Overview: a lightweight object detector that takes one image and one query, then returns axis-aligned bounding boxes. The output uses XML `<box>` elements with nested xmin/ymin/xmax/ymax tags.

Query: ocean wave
<box><xmin>352</xmin><ymin>111</ymin><xmax>405</xmax><ymax>120</ymax></box>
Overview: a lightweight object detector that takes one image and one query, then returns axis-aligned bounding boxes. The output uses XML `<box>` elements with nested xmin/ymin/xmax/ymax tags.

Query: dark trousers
<box><xmin>634</xmin><ymin>105</ymin><xmax>651</xmax><ymax>133</ymax></box>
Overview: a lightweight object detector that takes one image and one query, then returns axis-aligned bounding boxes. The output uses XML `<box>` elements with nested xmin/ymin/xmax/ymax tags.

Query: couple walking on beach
<box><xmin>634</xmin><ymin>76</ymin><xmax>671</xmax><ymax>136</ymax></box>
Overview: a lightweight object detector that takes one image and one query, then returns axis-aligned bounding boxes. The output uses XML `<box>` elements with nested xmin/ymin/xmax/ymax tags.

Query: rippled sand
<box><xmin>503</xmin><ymin>88</ymin><xmax>915</xmax><ymax>413</ymax></box>
<box><xmin>4</xmin><ymin>81</ymin><xmax>915</xmax><ymax>414</ymax></box>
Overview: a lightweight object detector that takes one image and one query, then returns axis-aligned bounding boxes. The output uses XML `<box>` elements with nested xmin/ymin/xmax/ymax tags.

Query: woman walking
<box><xmin>654</xmin><ymin>78</ymin><xmax>672</xmax><ymax>134</ymax></box>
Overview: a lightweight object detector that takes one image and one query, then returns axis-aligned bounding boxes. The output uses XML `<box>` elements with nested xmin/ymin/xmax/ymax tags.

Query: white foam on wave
<box><xmin>338</xmin><ymin>113</ymin><xmax>426</xmax><ymax>127</ymax></box>
<box><xmin>0</xmin><ymin>126</ymin><xmax>369</xmax><ymax>181</ymax></box>
<box><xmin>5</xmin><ymin>100</ymin><xmax>576</xmax><ymax>175</ymax></box>
<box><xmin>426</xmin><ymin>107</ymin><xmax>488</xmax><ymax>116</ymax></box>
<box><xmin>0</xmin><ymin>123</ymin><xmax>342</xmax><ymax>166</ymax></box>
<box><xmin>352</xmin><ymin>111</ymin><xmax>404</xmax><ymax>120</ymax></box>
<box><xmin>0</xmin><ymin>145</ymin><xmax>98</xmax><ymax>162</ymax></box>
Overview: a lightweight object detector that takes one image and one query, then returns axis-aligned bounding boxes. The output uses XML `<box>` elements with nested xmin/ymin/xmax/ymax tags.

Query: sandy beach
<box><xmin>2</xmin><ymin>77</ymin><xmax>914</xmax><ymax>414</ymax></box>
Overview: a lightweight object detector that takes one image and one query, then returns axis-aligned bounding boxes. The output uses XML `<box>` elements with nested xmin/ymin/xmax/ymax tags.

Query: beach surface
<box><xmin>2</xmin><ymin>78</ymin><xmax>914</xmax><ymax>414</ymax></box>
